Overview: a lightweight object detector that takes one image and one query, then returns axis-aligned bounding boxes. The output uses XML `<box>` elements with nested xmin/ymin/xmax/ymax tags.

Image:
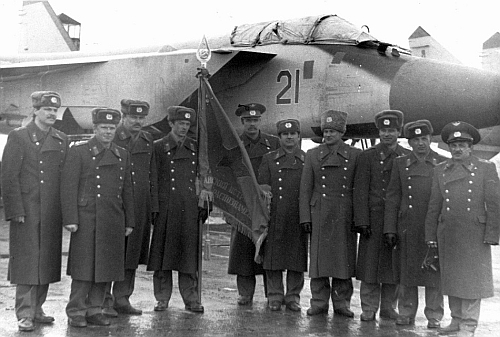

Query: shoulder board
<box><xmin>478</xmin><ymin>158</ymin><xmax>491</xmax><ymax>164</ymax></box>
<box><xmin>73</xmin><ymin>140</ymin><xmax>88</xmax><ymax>147</ymax></box>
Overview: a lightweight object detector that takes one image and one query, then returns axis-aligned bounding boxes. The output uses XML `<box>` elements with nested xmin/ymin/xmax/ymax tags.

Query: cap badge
<box><xmin>285</xmin><ymin>122</ymin><xmax>292</xmax><ymax>128</ymax></box>
<box><xmin>51</xmin><ymin>97</ymin><xmax>58</xmax><ymax>103</ymax></box>
<box><xmin>415</xmin><ymin>128</ymin><xmax>421</xmax><ymax>135</ymax></box>
<box><xmin>137</xmin><ymin>107</ymin><xmax>143</xmax><ymax>113</ymax></box>
<box><xmin>326</xmin><ymin>117</ymin><xmax>333</xmax><ymax>123</ymax></box>
<box><xmin>454</xmin><ymin>131</ymin><xmax>461</xmax><ymax>137</ymax></box>
<box><xmin>106</xmin><ymin>114</ymin><xmax>113</xmax><ymax>120</ymax></box>
<box><xmin>383</xmin><ymin>119</ymin><xmax>390</xmax><ymax>125</ymax></box>
<box><xmin>452</xmin><ymin>122</ymin><xmax>461</xmax><ymax>126</ymax></box>
<box><xmin>185</xmin><ymin>113</ymin><xmax>191</xmax><ymax>119</ymax></box>
<box><xmin>249</xmin><ymin>110</ymin><xmax>256</xmax><ymax>116</ymax></box>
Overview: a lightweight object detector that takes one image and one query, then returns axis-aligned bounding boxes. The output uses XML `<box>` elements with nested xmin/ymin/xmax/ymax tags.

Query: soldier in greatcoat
<box><xmin>62</xmin><ymin>108</ymin><xmax>135</xmax><ymax>328</ymax></box>
<box><xmin>1</xmin><ymin>91</ymin><xmax>68</xmax><ymax>331</ymax></box>
<box><xmin>425</xmin><ymin>121</ymin><xmax>500</xmax><ymax>337</ymax></box>
<box><xmin>299</xmin><ymin>110</ymin><xmax>361</xmax><ymax>317</ymax></box>
<box><xmin>147</xmin><ymin>106</ymin><xmax>205</xmax><ymax>313</ymax></box>
<box><xmin>103</xmin><ymin>99</ymin><xmax>155</xmax><ymax>316</ymax></box>
<box><xmin>257</xmin><ymin>119</ymin><xmax>307</xmax><ymax>312</ymax></box>
<box><xmin>384</xmin><ymin>120</ymin><xmax>446</xmax><ymax>328</ymax></box>
<box><xmin>225</xmin><ymin>103</ymin><xmax>280</xmax><ymax>306</ymax></box>
<box><xmin>353</xmin><ymin>110</ymin><xmax>409</xmax><ymax>321</ymax></box>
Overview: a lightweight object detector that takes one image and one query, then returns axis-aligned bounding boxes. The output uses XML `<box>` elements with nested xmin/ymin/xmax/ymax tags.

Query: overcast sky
<box><xmin>0</xmin><ymin>0</ymin><xmax>499</xmax><ymax>67</ymax></box>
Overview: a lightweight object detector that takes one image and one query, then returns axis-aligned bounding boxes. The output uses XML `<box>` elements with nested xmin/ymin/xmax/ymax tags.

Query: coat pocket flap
<box><xmin>477</xmin><ymin>215</ymin><xmax>487</xmax><ymax>223</ymax></box>
<box><xmin>310</xmin><ymin>193</ymin><xmax>318</xmax><ymax>206</ymax></box>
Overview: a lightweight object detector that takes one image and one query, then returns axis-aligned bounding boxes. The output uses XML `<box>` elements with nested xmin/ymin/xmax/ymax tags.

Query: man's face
<box><xmin>34</xmin><ymin>106</ymin><xmax>58</xmax><ymax>128</ymax></box>
<box><xmin>379</xmin><ymin>127</ymin><xmax>400</xmax><ymax>146</ymax></box>
<box><xmin>169</xmin><ymin>120</ymin><xmax>191</xmax><ymax>138</ymax></box>
<box><xmin>279</xmin><ymin>132</ymin><xmax>300</xmax><ymax>150</ymax></box>
<box><xmin>122</xmin><ymin>114</ymin><xmax>145</xmax><ymax>132</ymax></box>
<box><xmin>323</xmin><ymin>128</ymin><xmax>344</xmax><ymax>146</ymax></box>
<box><xmin>242</xmin><ymin>117</ymin><xmax>261</xmax><ymax>138</ymax></box>
<box><xmin>409</xmin><ymin>135</ymin><xmax>431</xmax><ymax>156</ymax></box>
<box><xmin>94</xmin><ymin>123</ymin><xmax>117</xmax><ymax>145</ymax></box>
<box><xmin>448</xmin><ymin>141</ymin><xmax>472</xmax><ymax>161</ymax></box>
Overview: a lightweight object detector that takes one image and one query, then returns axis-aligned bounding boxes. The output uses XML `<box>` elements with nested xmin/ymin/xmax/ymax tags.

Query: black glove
<box><xmin>384</xmin><ymin>233</ymin><xmax>397</xmax><ymax>249</ymax></box>
<box><xmin>198</xmin><ymin>207</ymin><xmax>208</xmax><ymax>224</ymax></box>
<box><xmin>302</xmin><ymin>222</ymin><xmax>312</xmax><ymax>233</ymax></box>
<box><xmin>359</xmin><ymin>226</ymin><xmax>372</xmax><ymax>239</ymax></box>
<box><xmin>151</xmin><ymin>212</ymin><xmax>159</xmax><ymax>225</ymax></box>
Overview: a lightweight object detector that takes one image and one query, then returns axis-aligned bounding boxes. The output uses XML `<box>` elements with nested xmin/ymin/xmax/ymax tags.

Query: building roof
<box><xmin>409</xmin><ymin>26</ymin><xmax>430</xmax><ymax>39</ymax></box>
<box><xmin>483</xmin><ymin>32</ymin><xmax>500</xmax><ymax>50</ymax></box>
<box><xmin>58</xmin><ymin>13</ymin><xmax>80</xmax><ymax>26</ymax></box>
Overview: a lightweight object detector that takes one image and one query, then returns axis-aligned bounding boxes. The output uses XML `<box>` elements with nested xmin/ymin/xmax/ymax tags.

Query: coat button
<box><xmin>467</xmin><ymin>208</ymin><xmax>470</xmax><ymax>211</ymax></box>
<box><xmin>278</xmin><ymin>178</ymin><xmax>282</xmax><ymax>181</ymax></box>
<box><xmin>97</xmin><ymin>185</ymin><xmax>101</xmax><ymax>188</ymax></box>
<box><xmin>446</xmin><ymin>198</ymin><xmax>449</xmax><ymax>202</ymax></box>
<box><xmin>409</xmin><ymin>205</ymin><xmax>412</xmax><ymax>209</ymax></box>
<box><xmin>322</xmin><ymin>193</ymin><xmax>326</xmax><ymax>197</ymax></box>
<box><xmin>97</xmin><ymin>175</ymin><xmax>100</xmax><ymax>179</ymax></box>
<box><xmin>469</xmin><ymin>181</ymin><xmax>473</xmax><ymax>184</ymax></box>
<box><xmin>97</xmin><ymin>194</ymin><xmax>101</xmax><ymax>197</ymax></box>
<box><xmin>171</xmin><ymin>169</ymin><xmax>174</xmax><ymax>172</ymax></box>
<box><xmin>322</xmin><ymin>185</ymin><xmax>326</xmax><ymax>188</ymax></box>
<box><xmin>172</xmin><ymin>187</ymin><xmax>175</xmax><ymax>190</ymax></box>
<box><xmin>322</xmin><ymin>176</ymin><xmax>325</xmax><ymax>179</ymax></box>
<box><xmin>171</xmin><ymin>161</ymin><xmax>174</xmax><ymax>164</ymax></box>
<box><xmin>408</xmin><ymin>195</ymin><xmax>412</xmax><ymax>199</ymax></box>
<box><xmin>468</xmin><ymin>189</ymin><xmax>472</xmax><ymax>193</ymax></box>
<box><xmin>40</xmin><ymin>180</ymin><xmax>44</xmax><ymax>184</ymax></box>
<box><xmin>445</xmin><ymin>190</ymin><xmax>449</xmax><ymax>193</ymax></box>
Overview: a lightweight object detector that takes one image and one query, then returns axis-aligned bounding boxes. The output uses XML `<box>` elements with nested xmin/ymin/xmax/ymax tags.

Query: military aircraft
<box><xmin>2</xmin><ymin>14</ymin><xmax>500</xmax><ymax>156</ymax></box>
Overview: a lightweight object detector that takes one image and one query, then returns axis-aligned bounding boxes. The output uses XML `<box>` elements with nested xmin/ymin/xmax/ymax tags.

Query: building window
<box><xmin>421</xmin><ymin>50</ymin><xmax>426</xmax><ymax>58</ymax></box>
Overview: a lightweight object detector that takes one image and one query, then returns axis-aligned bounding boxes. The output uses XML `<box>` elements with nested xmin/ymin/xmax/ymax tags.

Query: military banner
<box><xmin>197</xmin><ymin>75</ymin><xmax>269</xmax><ymax>261</ymax></box>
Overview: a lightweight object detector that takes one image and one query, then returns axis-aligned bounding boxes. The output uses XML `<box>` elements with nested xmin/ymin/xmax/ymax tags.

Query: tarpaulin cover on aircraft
<box><xmin>230</xmin><ymin>14</ymin><xmax>378</xmax><ymax>47</ymax></box>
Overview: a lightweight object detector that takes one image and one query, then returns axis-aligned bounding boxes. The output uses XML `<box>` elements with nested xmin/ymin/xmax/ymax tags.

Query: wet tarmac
<box><xmin>0</xmin><ymin>218</ymin><xmax>499</xmax><ymax>336</ymax></box>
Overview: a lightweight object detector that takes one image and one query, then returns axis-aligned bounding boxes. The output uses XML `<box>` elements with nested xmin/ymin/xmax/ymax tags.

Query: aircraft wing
<box><xmin>0</xmin><ymin>56</ymin><xmax>111</xmax><ymax>82</ymax></box>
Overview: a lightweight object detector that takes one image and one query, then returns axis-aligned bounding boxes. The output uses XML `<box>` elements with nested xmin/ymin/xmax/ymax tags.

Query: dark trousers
<box><xmin>153</xmin><ymin>270</ymin><xmax>200</xmax><ymax>305</ymax></box>
<box><xmin>236</xmin><ymin>274</ymin><xmax>268</xmax><ymax>298</ymax></box>
<box><xmin>103</xmin><ymin>269</ymin><xmax>136</xmax><ymax>308</ymax></box>
<box><xmin>310</xmin><ymin>277</ymin><xmax>353</xmax><ymax>310</ymax></box>
<box><xmin>265</xmin><ymin>270</ymin><xmax>304</xmax><ymax>304</ymax></box>
<box><xmin>15</xmin><ymin>284</ymin><xmax>49</xmax><ymax>320</ymax></box>
<box><xmin>398</xmin><ymin>284</ymin><xmax>444</xmax><ymax>321</ymax></box>
<box><xmin>360</xmin><ymin>281</ymin><xmax>398</xmax><ymax>313</ymax></box>
<box><xmin>66</xmin><ymin>280</ymin><xmax>106</xmax><ymax>318</ymax></box>
<box><xmin>448</xmin><ymin>296</ymin><xmax>481</xmax><ymax>331</ymax></box>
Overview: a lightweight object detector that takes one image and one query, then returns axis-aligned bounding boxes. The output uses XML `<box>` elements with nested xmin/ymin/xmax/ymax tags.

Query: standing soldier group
<box><xmin>1</xmin><ymin>92</ymin><xmax>498</xmax><ymax>337</ymax></box>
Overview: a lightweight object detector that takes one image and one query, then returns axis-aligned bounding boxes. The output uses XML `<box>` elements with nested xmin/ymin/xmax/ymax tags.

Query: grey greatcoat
<box><xmin>61</xmin><ymin>137</ymin><xmax>135</xmax><ymax>283</ymax></box>
<box><xmin>1</xmin><ymin>121</ymin><xmax>68</xmax><ymax>285</ymax></box>
<box><xmin>425</xmin><ymin>156</ymin><xmax>500</xmax><ymax>299</ymax></box>
<box><xmin>258</xmin><ymin>147</ymin><xmax>307</xmax><ymax>272</ymax></box>
<box><xmin>147</xmin><ymin>133</ymin><xmax>200</xmax><ymax>274</ymax></box>
<box><xmin>384</xmin><ymin>150</ymin><xmax>447</xmax><ymax>287</ymax></box>
<box><xmin>299</xmin><ymin>142</ymin><xmax>361</xmax><ymax>279</ymax></box>
<box><xmin>354</xmin><ymin>143</ymin><xmax>409</xmax><ymax>284</ymax></box>
<box><xmin>113</xmin><ymin>126</ymin><xmax>155</xmax><ymax>269</ymax></box>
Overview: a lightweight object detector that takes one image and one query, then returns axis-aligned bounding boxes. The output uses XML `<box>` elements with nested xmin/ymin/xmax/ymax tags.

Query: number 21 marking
<box><xmin>276</xmin><ymin>70</ymin><xmax>300</xmax><ymax>105</ymax></box>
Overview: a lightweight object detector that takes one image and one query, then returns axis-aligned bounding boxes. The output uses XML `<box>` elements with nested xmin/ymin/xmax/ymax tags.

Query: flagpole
<box><xmin>196</xmin><ymin>36</ymin><xmax>212</xmax><ymax>304</ymax></box>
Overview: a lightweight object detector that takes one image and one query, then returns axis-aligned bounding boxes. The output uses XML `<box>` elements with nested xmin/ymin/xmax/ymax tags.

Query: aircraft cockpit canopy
<box><xmin>231</xmin><ymin>14</ymin><xmax>381</xmax><ymax>47</ymax></box>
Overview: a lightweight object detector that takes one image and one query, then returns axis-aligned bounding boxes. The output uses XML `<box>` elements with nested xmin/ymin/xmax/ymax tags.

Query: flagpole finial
<box><xmin>197</xmin><ymin>35</ymin><xmax>211</xmax><ymax>69</ymax></box>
